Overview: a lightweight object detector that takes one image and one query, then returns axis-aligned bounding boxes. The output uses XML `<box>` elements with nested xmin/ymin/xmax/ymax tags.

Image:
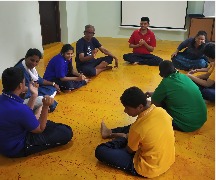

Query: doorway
<box><xmin>39</xmin><ymin>1</ymin><xmax>61</xmax><ymax>45</ymax></box>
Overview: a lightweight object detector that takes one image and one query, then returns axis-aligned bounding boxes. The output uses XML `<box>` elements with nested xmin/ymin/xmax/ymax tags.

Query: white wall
<box><xmin>60</xmin><ymin>1</ymin><xmax>89</xmax><ymax>44</ymax></box>
<box><xmin>0</xmin><ymin>1</ymin><xmax>43</xmax><ymax>75</ymax></box>
<box><xmin>59</xmin><ymin>1</ymin><xmax>68</xmax><ymax>44</ymax></box>
<box><xmin>0</xmin><ymin>1</ymin><xmax>206</xmax><ymax>76</ymax></box>
<box><xmin>67</xmin><ymin>1</ymin><xmax>89</xmax><ymax>43</ymax></box>
<box><xmin>87</xmin><ymin>1</ymin><xmax>121</xmax><ymax>38</ymax></box>
<box><xmin>62</xmin><ymin>1</ymin><xmax>206</xmax><ymax>43</ymax></box>
<box><xmin>203</xmin><ymin>1</ymin><xmax>215</xmax><ymax>17</ymax></box>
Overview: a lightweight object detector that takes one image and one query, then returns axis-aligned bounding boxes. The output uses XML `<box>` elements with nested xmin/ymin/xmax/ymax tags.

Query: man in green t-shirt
<box><xmin>146</xmin><ymin>60</ymin><xmax>207</xmax><ymax>132</ymax></box>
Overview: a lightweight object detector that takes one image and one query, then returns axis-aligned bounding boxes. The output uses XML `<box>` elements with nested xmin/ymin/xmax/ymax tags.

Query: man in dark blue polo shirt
<box><xmin>0</xmin><ymin>67</ymin><xmax>73</xmax><ymax>157</ymax></box>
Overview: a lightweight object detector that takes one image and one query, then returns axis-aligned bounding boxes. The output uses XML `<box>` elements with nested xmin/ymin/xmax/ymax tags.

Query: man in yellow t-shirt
<box><xmin>187</xmin><ymin>43</ymin><xmax>215</xmax><ymax>102</ymax></box>
<box><xmin>95</xmin><ymin>87</ymin><xmax>175</xmax><ymax>178</ymax></box>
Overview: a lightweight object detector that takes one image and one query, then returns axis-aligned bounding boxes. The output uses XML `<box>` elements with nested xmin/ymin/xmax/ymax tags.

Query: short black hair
<box><xmin>2</xmin><ymin>67</ymin><xmax>24</xmax><ymax>92</ymax></box>
<box><xmin>141</xmin><ymin>17</ymin><xmax>150</xmax><ymax>23</ymax></box>
<box><xmin>204</xmin><ymin>43</ymin><xmax>215</xmax><ymax>59</ymax></box>
<box><xmin>14</xmin><ymin>48</ymin><xmax>42</xmax><ymax>67</ymax></box>
<box><xmin>120</xmin><ymin>86</ymin><xmax>147</xmax><ymax>108</ymax></box>
<box><xmin>60</xmin><ymin>44</ymin><xmax>74</xmax><ymax>55</ymax></box>
<box><xmin>195</xmin><ymin>30</ymin><xmax>207</xmax><ymax>40</ymax></box>
<box><xmin>159</xmin><ymin>60</ymin><xmax>176</xmax><ymax>78</ymax></box>
<box><xmin>25</xmin><ymin>48</ymin><xmax>42</xmax><ymax>59</ymax></box>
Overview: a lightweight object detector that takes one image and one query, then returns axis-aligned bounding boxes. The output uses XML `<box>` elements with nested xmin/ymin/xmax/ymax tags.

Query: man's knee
<box><xmin>202</xmin><ymin>88</ymin><xmax>215</xmax><ymax>102</ymax></box>
<box><xmin>82</xmin><ymin>67</ymin><xmax>96</xmax><ymax>77</ymax></box>
<box><xmin>123</xmin><ymin>53</ymin><xmax>131</xmax><ymax>61</ymax></box>
<box><xmin>60</xmin><ymin>125</ymin><xmax>73</xmax><ymax>144</ymax></box>
<box><xmin>106</xmin><ymin>56</ymin><xmax>113</xmax><ymax>64</ymax></box>
<box><xmin>152</xmin><ymin>57</ymin><xmax>163</xmax><ymax>66</ymax></box>
<box><xmin>172</xmin><ymin>57</ymin><xmax>188</xmax><ymax>70</ymax></box>
<box><xmin>95</xmin><ymin>144</ymin><xmax>107</xmax><ymax>161</ymax></box>
<box><xmin>200</xmin><ymin>60</ymin><xmax>208</xmax><ymax>68</ymax></box>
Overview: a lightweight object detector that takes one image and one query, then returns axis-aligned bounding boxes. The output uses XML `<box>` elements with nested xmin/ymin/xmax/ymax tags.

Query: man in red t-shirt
<box><xmin>123</xmin><ymin>17</ymin><xmax>163</xmax><ymax>66</ymax></box>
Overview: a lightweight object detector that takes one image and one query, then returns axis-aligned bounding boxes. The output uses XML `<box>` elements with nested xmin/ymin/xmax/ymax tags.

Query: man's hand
<box><xmin>76</xmin><ymin>74</ymin><xmax>86</xmax><ymax>81</ymax></box>
<box><xmin>54</xmin><ymin>83</ymin><xmax>61</xmax><ymax>92</ymax></box>
<box><xmin>114</xmin><ymin>57</ymin><xmax>119</xmax><ymax>68</ymax></box>
<box><xmin>188</xmin><ymin>69</ymin><xmax>197</xmax><ymax>74</ymax></box>
<box><xmin>29</xmin><ymin>81</ymin><xmax>38</xmax><ymax>97</ymax></box>
<box><xmin>92</xmin><ymin>48</ymin><xmax>99</xmax><ymax>57</ymax></box>
<box><xmin>42</xmin><ymin>96</ymin><xmax>54</xmax><ymax>106</ymax></box>
<box><xmin>139</xmin><ymin>39</ymin><xmax>145</xmax><ymax>46</ymax></box>
<box><xmin>171</xmin><ymin>50</ymin><xmax>179</xmax><ymax>58</ymax></box>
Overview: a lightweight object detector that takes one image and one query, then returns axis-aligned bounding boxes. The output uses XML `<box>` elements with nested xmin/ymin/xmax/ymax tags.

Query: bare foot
<box><xmin>62</xmin><ymin>90</ymin><xmax>71</xmax><ymax>93</ymax></box>
<box><xmin>101</xmin><ymin>120</ymin><xmax>112</xmax><ymax>139</ymax></box>
<box><xmin>85</xmin><ymin>78</ymin><xmax>91</xmax><ymax>83</ymax></box>
<box><xmin>104</xmin><ymin>66</ymin><xmax>113</xmax><ymax>70</ymax></box>
<box><xmin>96</xmin><ymin>61</ymin><xmax>108</xmax><ymax>69</ymax></box>
<box><xmin>128</xmin><ymin>62</ymin><xmax>139</xmax><ymax>65</ymax></box>
<box><xmin>56</xmin><ymin>91</ymin><xmax>61</xmax><ymax>94</ymax></box>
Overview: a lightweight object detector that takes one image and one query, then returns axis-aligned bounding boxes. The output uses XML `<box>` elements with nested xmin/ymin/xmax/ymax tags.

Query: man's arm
<box><xmin>27</xmin><ymin>82</ymin><xmax>38</xmax><ymax>110</ymax></box>
<box><xmin>42</xmin><ymin>79</ymin><xmax>60</xmax><ymax>92</ymax></box>
<box><xmin>171</xmin><ymin>38</ymin><xmax>190</xmax><ymax>58</ymax></box>
<box><xmin>139</xmin><ymin>39</ymin><xmax>154</xmax><ymax>52</ymax></box>
<box><xmin>79</xmin><ymin>52</ymin><xmax>95</xmax><ymax>62</ymax></box>
<box><xmin>98</xmin><ymin>46</ymin><xmax>118</xmax><ymax>67</ymax></box>
<box><xmin>129</xmin><ymin>40</ymin><xmax>154</xmax><ymax>52</ymax></box>
<box><xmin>129</xmin><ymin>43</ymin><xmax>140</xmax><ymax>49</ymax></box>
<box><xmin>31</xmin><ymin>96</ymin><xmax>54</xmax><ymax>133</ymax></box>
<box><xmin>187</xmin><ymin>73</ymin><xmax>215</xmax><ymax>87</ymax></box>
<box><xmin>42</xmin><ymin>79</ymin><xmax>60</xmax><ymax>91</ymax></box>
<box><xmin>72</xmin><ymin>69</ymin><xmax>83</xmax><ymax>77</ymax></box>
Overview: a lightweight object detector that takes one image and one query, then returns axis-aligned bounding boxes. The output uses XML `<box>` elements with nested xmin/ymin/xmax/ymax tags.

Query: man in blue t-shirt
<box><xmin>75</xmin><ymin>24</ymin><xmax>119</xmax><ymax>77</ymax></box>
<box><xmin>0</xmin><ymin>67</ymin><xmax>73</xmax><ymax>158</ymax></box>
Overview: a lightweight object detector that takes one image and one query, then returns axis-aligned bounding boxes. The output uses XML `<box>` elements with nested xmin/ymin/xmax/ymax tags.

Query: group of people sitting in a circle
<box><xmin>0</xmin><ymin>17</ymin><xmax>214</xmax><ymax>178</ymax></box>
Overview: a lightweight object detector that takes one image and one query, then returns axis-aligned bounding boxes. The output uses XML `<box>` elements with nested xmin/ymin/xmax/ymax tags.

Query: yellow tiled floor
<box><xmin>0</xmin><ymin>38</ymin><xmax>214</xmax><ymax>180</ymax></box>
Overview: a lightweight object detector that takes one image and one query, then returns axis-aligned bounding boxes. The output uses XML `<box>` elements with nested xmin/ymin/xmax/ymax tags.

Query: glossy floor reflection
<box><xmin>0</xmin><ymin>38</ymin><xmax>214</xmax><ymax>180</ymax></box>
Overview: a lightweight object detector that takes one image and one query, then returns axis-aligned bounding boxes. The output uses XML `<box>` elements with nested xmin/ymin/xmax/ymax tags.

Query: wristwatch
<box><xmin>52</xmin><ymin>82</ymin><xmax>55</xmax><ymax>86</ymax></box>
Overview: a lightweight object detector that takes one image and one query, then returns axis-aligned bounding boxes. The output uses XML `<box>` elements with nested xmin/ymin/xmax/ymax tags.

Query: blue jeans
<box><xmin>172</xmin><ymin>53</ymin><xmax>208</xmax><ymax>71</ymax></box>
<box><xmin>123</xmin><ymin>53</ymin><xmax>163</xmax><ymax>66</ymax></box>
<box><xmin>11</xmin><ymin>120</ymin><xmax>73</xmax><ymax>157</ymax></box>
<box><xmin>196</xmin><ymin>83</ymin><xmax>215</xmax><ymax>102</ymax></box>
<box><xmin>201</xmin><ymin>88</ymin><xmax>215</xmax><ymax>102</ymax></box>
<box><xmin>95</xmin><ymin>137</ymin><xmax>141</xmax><ymax>176</ymax></box>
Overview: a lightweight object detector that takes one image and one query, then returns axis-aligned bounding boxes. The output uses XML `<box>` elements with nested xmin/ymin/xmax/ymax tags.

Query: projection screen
<box><xmin>121</xmin><ymin>1</ymin><xmax>188</xmax><ymax>29</ymax></box>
